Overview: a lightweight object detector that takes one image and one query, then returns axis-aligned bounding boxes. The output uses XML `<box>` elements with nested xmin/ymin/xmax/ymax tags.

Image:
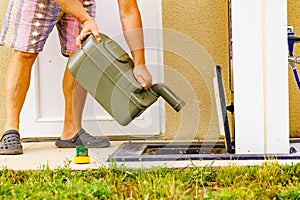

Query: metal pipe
<box><xmin>288</xmin><ymin>56</ymin><xmax>300</xmax><ymax>64</ymax></box>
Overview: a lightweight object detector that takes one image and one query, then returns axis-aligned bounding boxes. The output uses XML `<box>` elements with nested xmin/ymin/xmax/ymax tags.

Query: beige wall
<box><xmin>0</xmin><ymin>1</ymin><xmax>299</xmax><ymax>138</ymax></box>
<box><xmin>0</xmin><ymin>0</ymin><xmax>12</xmax><ymax>132</ymax></box>
<box><xmin>162</xmin><ymin>0</ymin><xmax>230</xmax><ymax>139</ymax></box>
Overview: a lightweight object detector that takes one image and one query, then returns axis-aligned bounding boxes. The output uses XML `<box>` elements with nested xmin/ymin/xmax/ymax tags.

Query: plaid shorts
<box><xmin>0</xmin><ymin>0</ymin><xmax>95</xmax><ymax>56</ymax></box>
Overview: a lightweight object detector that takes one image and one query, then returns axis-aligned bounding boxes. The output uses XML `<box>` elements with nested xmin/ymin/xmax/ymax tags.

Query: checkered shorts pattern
<box><xmin>0</xmin><ymin>0</ymin><xmax>95</xmax><ymax>56</ymax></box>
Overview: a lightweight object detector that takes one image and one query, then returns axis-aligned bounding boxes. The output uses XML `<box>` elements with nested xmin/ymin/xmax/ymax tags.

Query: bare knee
<box><xmin>5</xmin><ymin>51</ymin><xmax>37</xmax><ymax>90</ymax></box>
<box><xmin>13</xmin><ymin>50</ymin><xmax>38</xmax><ymax>62</ymax></box>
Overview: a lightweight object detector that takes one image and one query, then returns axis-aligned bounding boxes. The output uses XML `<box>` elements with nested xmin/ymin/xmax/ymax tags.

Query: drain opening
<box><xmin>142</xmin><ymin>143</ymin><xmax>227</xmax><ymax>155</ymax></box>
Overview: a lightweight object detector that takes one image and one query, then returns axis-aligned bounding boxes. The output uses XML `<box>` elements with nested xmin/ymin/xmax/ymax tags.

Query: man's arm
<box><xmin>118</xmin><ymin>0</ymin><xmax>152</xmax><ymax>90</ymax></box>
<box><xmin>54</xmin><ymin>0</ymin><xmax>100</xmax><ymax>44</ymax></box>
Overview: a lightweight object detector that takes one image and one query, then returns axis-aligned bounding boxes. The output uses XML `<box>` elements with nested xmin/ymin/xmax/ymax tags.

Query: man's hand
<box><xmin>133</xmin><ymin>65</ymin><xmax>152</xmax><ymax>90</ymax></box>
<box><xmin>75</xmin><ymin>18</ymin><xmax>100</xmax><ymax>48</ymax></box>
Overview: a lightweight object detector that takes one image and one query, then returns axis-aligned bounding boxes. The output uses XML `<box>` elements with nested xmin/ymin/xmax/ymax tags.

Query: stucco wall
<box><xmin>162</xmin><ymin>0</ymin><xmax>230</xmax><ymax>140</ymax></box>
<box><xmin>0</xmin><ymin>1</ymin><xmax>299</xmax><ymax>139</ymax></box>
<box><xmin>0</xmin><ymin>0</ymin><xmax>12</xmax><ymax>132</ymax></box>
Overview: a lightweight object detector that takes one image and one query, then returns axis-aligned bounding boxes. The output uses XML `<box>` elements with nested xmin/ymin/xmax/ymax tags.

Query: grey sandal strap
<box><xmin>70</xmin><ymin>129</ymin><xmax>85</xmax><ymax>143</ymax></box>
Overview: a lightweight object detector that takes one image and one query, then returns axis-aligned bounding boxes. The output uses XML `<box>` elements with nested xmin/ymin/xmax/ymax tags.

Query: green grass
<box><xmin>0</xmin><ymin>161</ymin><xmax>300</xmax><ymax>199</ymax></box>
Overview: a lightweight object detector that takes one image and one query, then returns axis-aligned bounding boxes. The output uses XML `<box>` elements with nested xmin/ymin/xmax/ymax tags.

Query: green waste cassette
<box><xmin>68</xmin><ymin>33</ymin><xmax>185</xmax><ymax>126</ymax></box>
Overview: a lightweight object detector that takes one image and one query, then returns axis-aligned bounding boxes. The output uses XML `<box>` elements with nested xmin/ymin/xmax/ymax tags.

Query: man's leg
<box><xmin>0</xmin><ymin>50</ymin><xmax>38</xmax><ymax>155</ymax></box>
<box><xmin>55</xmin><ymin>54</ymin><xmax>110</xmax><ymax>148</ymax></box>
<box><xmin>61</xmin><ymin>54</ymin><xmax>87</xmax><ymax>140</ymax></box>
<box><xmin>4</xmin><ymin>51</ymin><xmax>38</xmax><ymax>132</ymax></box>
<box><xmin>55</xmin><ymin>0</ymin><xmax>109</xmax><ymax>148</ymax></box>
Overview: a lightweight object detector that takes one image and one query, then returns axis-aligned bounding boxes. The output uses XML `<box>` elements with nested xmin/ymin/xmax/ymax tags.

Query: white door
<box><xmin>20</xmin><ymin>0</ymin><xmax>163</xmax><ymax>138</ymax></box>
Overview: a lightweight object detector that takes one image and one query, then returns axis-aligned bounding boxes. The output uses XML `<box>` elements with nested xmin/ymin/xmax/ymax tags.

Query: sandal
<box><xmin>0</xmin><ymin>130</ymin><xmax>23</xmax><ymax>155</ymax></box>
<box><xmin>55</xmin><ymin>128</ymin><xmax>110</xmax><ymax>148</ymax></box>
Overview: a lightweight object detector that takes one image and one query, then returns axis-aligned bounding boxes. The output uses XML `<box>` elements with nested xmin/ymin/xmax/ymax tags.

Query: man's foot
<box><xmin>55</xmin><ymin>128</ymin><xmax>110</xmax><ymax>148</ymax></box>
<box><xmin>0</xmin><ymin>130</ymin><xmax>23</xmax><ymax>155</ymax></box>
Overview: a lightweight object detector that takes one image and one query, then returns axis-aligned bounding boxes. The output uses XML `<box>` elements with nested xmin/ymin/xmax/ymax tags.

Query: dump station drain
<box><xmin>108</xmin><ymin>141</ymin><xmax>300</xmax><ymax>162</ymax></box>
